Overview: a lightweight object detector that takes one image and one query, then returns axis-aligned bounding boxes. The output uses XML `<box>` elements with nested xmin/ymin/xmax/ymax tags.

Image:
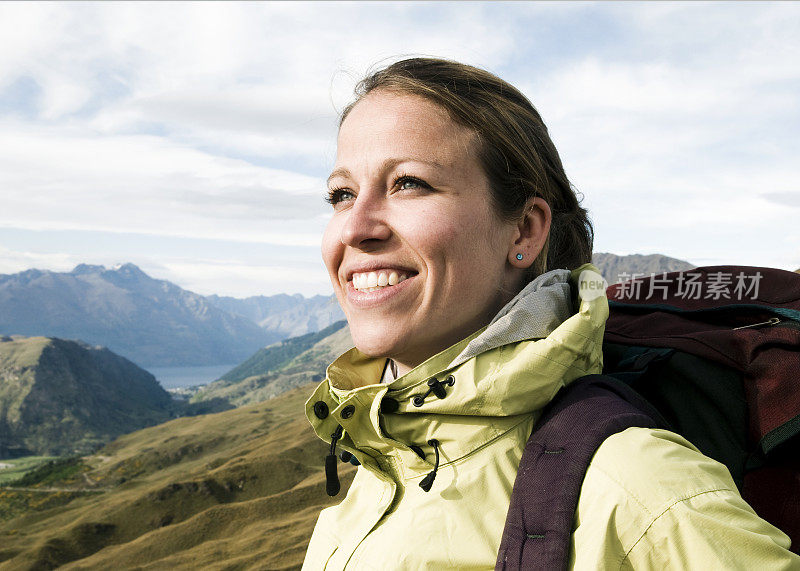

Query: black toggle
<box><xmin>419</xmin><ymin>438</ymin><xmax>441</xmax><ymax>492</ymax></box>
<box><xmin>411</xmin><ymin>375</ymin><xmax>455</xmax><ymax>407</ymax></box>
<box><xmin>325</xmin><ymin>425</ymin><xmax>344</xmax><ymax>496</ymax></box>
<box><xmin>325</xmin><ymin>454</ymin><xmax>340</xmax><ymax>496</ymax></box>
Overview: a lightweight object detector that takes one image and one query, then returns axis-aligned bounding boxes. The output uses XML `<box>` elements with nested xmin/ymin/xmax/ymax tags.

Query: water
<box><xmin>146</xmin><ymin>364</ymin><xmax>237</xmax><ymax>389</ymax></box>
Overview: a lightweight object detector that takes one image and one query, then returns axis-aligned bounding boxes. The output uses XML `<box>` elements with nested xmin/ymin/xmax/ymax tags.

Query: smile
<box><xmin>351</xmin><ymin>270</ymin><xmax>411</xmax><ymax>292</ymax></box>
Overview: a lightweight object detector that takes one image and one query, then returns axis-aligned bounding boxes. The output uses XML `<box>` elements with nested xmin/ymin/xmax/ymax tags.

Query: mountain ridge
<box><xmin>0</xmin><ymin>263</ymin><xmax>349</xmax><ymax>368</ymax></box>
<box><xmin>206</xmin><ymin>293</ymin><xmax>345</xmax><ymax>339</ymax></box>
<box><xmin>591</xmin><ymin>252</ymin><xmax>695</xmax><ymax>284</ymax></box>
<box><xmin>0</xmin><ymin>264</ymin><xmax>275</xmax><ymax>367</ymax></box>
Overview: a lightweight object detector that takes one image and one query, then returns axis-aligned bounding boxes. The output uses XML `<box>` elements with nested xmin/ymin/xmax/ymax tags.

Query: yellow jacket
<box><xmin>303</xmin><ymin>266</ymin><xmax>798</xmax><ymax>569</ymax></box>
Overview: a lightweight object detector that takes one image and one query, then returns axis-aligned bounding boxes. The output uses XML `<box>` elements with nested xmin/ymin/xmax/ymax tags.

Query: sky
<box><xmin>0</xmin><ymin>2</ymin><xmax>798</xmax><ymax>298</ymax></box>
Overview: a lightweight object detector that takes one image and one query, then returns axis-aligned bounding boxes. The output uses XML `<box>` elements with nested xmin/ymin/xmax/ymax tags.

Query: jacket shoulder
<box><xmin>571</xmin><ymin>427</ymin><xmax>797</xmax><ymax>569</ymax></box>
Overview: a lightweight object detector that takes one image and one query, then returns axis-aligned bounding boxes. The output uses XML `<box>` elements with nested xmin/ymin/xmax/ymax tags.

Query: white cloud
<box><xmin>0</xmin><ymin>245</ymin><xmax>81</xmax><ymax>275</ymax></box>
<box><xmin>0</xmin><ymin>1</ymin><xmax>798</xmax><ymax>293</ymax></box>
<box><xmin>156</xmin><ymin>259</ymin><xmax>333</xmax><ymax>298</ymax></box>
<box><xmin>501</xmin><ymin>4</ymin><xmax>800</xmax><ymax>273</ymax></box>
<box><xmin>0</xmin><ymin>120</ymin><xmax>329</xmax><ymax>244</ymax></box>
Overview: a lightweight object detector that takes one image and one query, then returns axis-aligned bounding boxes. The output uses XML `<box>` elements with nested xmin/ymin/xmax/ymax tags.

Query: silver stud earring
<box><xmin>516</xmin><ymin>253</ymin><xmax>523</xmax><ymax>261</ymax></box>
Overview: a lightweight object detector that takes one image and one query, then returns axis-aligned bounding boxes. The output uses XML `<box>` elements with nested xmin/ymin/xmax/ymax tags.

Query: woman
<box><xmin>303</xmin><ymin>58</ymin><xmax>797</xmax><ymax>569</ymax></box>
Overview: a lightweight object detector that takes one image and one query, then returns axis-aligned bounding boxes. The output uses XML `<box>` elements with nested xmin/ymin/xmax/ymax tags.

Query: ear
<box><xmin>508</xmin><ymin>196</ymin><xmax>552</xmax><ymax>268</ymax></box>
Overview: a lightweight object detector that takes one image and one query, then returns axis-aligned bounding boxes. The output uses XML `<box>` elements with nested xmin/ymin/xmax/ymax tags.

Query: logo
<box><xmin>578</xmin><ymin>269</ymin><xmax>608</xmax><ymax>301</ymax></box>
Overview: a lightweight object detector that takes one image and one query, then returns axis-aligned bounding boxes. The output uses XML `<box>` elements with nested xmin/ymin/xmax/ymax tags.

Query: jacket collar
<box><xmin>305</xmin><ymin>264</ymin><xmax>608</xmax><ymax>477</ymax></box>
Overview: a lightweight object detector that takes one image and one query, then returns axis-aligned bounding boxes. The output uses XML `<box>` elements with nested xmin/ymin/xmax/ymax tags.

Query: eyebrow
<box><xmin>327</xmin><ymin>167</ymin><xmax>351</xmax><ymax>186</ymax></box>
<box><xmin>326</xmin><ymin>158</ymin><xmax>446</xmax><ymax>187</ymax></box>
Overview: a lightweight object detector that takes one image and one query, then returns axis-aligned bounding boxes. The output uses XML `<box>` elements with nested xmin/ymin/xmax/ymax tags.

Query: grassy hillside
<box><xmin>0</xmin><ymin>336</ymin><xmax>174</xmax><ymax>457</ymax></box>
<box><xmin>193</xmin><ymin>324</ymin><xmax>353</xmax><ymax>408</ymax></box>
<box><xmin>216</xmin><ymin>320</ymin><xmax>347</xmax><ymax>385</ymax></box>
<box><xmin>0</xmin><ymin>458</ymin><xmax>57</xmax><ymax>486</ymax></box>
<box><xmin>0</xmin><ymin>383</ymin><xmax>353</xmax><ymax>570</ymax></box>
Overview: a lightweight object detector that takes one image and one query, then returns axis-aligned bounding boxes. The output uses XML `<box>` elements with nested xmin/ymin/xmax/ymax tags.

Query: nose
<box><xmin>340</xmin><ymin>194</ymin><xmax>392</xmax><ymax>249</ymax></box>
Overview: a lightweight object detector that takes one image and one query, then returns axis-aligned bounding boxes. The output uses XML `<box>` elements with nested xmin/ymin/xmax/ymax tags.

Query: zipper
<box><xmin>733</xmin><ymin>317</ymin><xmax>781</xmax><ymax>330</ymax></box>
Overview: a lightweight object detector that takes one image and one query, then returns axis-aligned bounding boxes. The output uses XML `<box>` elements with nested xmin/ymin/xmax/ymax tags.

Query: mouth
<box><xmin>349</xmin><ymin>269</ymin><xmax>415</xmax><ymax>292</ymax></box>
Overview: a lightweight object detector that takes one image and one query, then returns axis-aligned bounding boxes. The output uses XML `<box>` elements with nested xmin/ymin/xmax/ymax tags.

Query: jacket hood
<box><xmin>305</xmin><ymin>264</ymin><xmax>608</xmax><ymax>478</ymax></box>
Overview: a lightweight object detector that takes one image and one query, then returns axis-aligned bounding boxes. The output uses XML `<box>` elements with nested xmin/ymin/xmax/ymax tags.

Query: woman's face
<box><xmin>322</xmin><ymin>91</ymin><xmax>524</xmax><ymax>375</ymax></box>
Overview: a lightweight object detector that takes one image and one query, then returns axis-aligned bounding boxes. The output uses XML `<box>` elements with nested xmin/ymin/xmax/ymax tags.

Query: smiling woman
<box><xmin>323</xmin><ymin>91</ymin><xmax>548</xmax><ymax>375</ymax></box>
<box><xmin>302</xmin><ymin>58</ymin><xmax>798</xmax><ymax>570</ymax></box>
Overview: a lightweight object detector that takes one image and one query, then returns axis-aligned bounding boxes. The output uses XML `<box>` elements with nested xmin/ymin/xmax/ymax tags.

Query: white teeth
<box><xmin>352</xmin><ymin>270</ymin><xmax>410</xmax><ymax>291</ymax></box>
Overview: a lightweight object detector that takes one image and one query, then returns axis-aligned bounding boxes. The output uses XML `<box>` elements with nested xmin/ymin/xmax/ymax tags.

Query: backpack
<box><xmin>496</xmin><ymin>266</ymin><xmax>800</xmax><ymax>570</ymax></box>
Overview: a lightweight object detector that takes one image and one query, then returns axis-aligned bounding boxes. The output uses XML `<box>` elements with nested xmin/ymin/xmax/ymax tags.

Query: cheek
<box><xmin>418</xmin><ymin>217</ymin><xmax>499</xmax><ymax>287</ymax></box>
<box><xmin>440</xmin><ymin>211</ymin><xmax>511</xmax><ymax>289</ymax></box>
<box><xmin>320</xmin><ymin>219</ymin><xmax>342</xmax><ymax>278</ymax></box>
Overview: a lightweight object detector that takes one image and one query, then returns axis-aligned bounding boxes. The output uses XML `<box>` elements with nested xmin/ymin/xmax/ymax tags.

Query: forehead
<box><xmin>336</xmin><ymin>91</ymin><xmax>479</xmax><ymax>165</ymax></box>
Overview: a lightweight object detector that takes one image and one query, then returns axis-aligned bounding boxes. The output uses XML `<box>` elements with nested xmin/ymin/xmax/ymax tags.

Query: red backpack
<box><xmin>497</xmin><ymin>266</ymin><xmax>800</xmax><ymax>570</ymax></box>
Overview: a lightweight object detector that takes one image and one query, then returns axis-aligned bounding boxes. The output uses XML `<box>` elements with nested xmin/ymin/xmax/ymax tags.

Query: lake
<box><xmin>146</xmin><ymin>364</ymin><xmax>238</xmax><ymax>389</ymax></box>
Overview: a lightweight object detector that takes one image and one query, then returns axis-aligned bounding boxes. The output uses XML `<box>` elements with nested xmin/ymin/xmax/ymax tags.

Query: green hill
<box><xmin>216</xmin><ymin>320</ymin><xmax>347</xmax><ymax>385</ymax></box>
<box><xmin>192</xmin><ymin>322</ymin><xmax>352</xmax><ymax>408</ymax></box>
<box><xmin>0</xmin><ymin>383</ymin><xmax>353</xmax><ymax>570</ymax></box>
<box><xmin>0</xmin><ymin>336</ymin><xmax>174</xmax><ymax>457</ymax></box>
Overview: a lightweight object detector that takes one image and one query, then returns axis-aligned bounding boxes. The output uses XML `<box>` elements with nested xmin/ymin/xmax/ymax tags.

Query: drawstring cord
<box><xmin>412</xmin><ymin>375</ymin><xmax>455</xmax><ymax>407</ymax></box>
<box><xmin>419</xmin><ymin>439</ymin><xmax>441</xmax><ymax>492</ymax></box>
<box><xmin>323</xmin><ymin>374</ymin><xmax>454</xmax><ymax>495</ymax></box>
<box><xmin>325</xmin><ymin>425</ymin><xmax>344</xmax><ymax>496</ymax></box>
<box><xmin>325</xmin><ymin>429</ymin><xmax>442</xmax><ymax>494</ymax></box>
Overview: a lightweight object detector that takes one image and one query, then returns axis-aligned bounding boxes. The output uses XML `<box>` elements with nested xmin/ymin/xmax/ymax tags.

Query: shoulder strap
<box><xmin>495</xmin><ymin>375</ymin><xmax>662</xmax><ymax>571</ymax></box>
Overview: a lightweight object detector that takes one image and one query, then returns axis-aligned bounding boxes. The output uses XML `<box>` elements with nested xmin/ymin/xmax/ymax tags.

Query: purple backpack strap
<box><xmin>495</xmin><ymin>375</ymin><xmax>663</xmax><ymax>571</ymax></box>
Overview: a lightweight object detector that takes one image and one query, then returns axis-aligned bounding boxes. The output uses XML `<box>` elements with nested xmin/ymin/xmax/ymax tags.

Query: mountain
<box><xmin>206</xmin><ymin>293</ymin><xmax>345</xmax><ymax>339</ymax></box>
<box><xmin>193</xmin><ymin>322</ymin><xmax>352</xmax><ymax>408</ymax></box>
<box><xmin>0</xmin><ymin>264</ymin><xmax>274</xmax><ymax>367</ymax></box>
<box><xmin>0</xmin><ymin>336</ymin><xmax>174</xmax><ymax>457</ymax></box>
<box><xmin>591</xmin><ymin>252</ymin><xmax>695</xmax><ymax>284</ymax></box>
<box><xmin>0</xmin><ymin>383</ymin><xmax>352</xmax><ymax>570</ymax></box>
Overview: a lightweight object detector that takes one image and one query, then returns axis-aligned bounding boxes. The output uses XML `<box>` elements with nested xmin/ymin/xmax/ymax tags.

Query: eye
<box><xmin>394</xmin><ymin>175</ymin><xmax>431</xmax><ymax>192</ymax></box>
<box><xmin>325</xmin><ymin>188</ymin><xmax>355</xmax><ymax>207</ymax></box>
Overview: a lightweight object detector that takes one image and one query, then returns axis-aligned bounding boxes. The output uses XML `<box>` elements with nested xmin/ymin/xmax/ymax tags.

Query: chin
<box><xmin>348</xmin><ymin>322</ymin><xmax>403</xmax><ymax>360</ymax></box>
